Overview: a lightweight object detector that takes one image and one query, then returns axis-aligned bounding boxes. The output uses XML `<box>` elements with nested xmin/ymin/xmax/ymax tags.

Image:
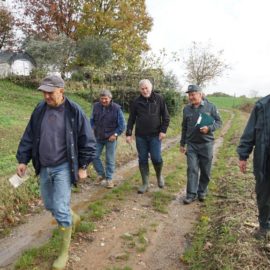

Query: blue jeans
<box><xmin>39</xmin><ymin>162</ymin><xmax>72</xmax><ymax>227</ymax></box>
<box><xmin>135</xmin><ymin>136</ymin><xmax>162</xmax><ymax>165</ymax></box>
<box><xmin>186</xmin><ymin>142</ymin><xmax>213</xmax><ymax>198</ymax></box>
<box><xmin>92</xmin><ymin>140</ymin><xmax>117</xmax><ymax>180</ymax></box>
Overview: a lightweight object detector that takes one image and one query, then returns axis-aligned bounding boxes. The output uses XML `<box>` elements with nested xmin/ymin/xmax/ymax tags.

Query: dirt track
<box><xmin>0</xmin><ymin>112</ymin><xmax>232</xmax><ymax>270</ymax></box>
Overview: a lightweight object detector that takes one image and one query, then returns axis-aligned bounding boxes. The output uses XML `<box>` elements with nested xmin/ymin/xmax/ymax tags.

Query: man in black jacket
<box><xmin>126</xmin><ymin>79</ymin><xmax>170</xmax><ymax>193</ymax></box>
<box><xmin>237</xmin><ymin>95</ymin><xmax>270</xmax><ymax>240</ymax></box>
<box><xmin>16</xmin><ymin>75</ymin><xmax>96</xmax><ymax>270</ymax></box>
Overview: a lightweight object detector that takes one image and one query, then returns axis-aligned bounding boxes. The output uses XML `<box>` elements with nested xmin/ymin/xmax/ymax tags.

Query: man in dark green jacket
<box><xmin>237</xmin><ymin>95</ymin><xmax>270</xmax><ymax>239</ymax></box>
<box><xmin>180</xmin><ymin>85</ymin><xmax>222</xmax><ymax>204</ymax></box>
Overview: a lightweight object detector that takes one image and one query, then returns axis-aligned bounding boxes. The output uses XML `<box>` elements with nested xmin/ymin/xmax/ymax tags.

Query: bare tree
<box><xmin>184</xmin><ymin>42</ymin><xmax>229</xmax><ymax>87</ymax></box>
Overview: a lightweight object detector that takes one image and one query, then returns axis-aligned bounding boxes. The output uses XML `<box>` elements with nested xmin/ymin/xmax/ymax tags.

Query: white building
<box><xmin>0</xmin><ymin>51</ymin><xmax>36</xmax><ymax>77</ymax></box>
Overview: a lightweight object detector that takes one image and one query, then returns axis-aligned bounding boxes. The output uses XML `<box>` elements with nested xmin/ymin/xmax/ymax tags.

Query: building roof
<box><xmin>0</xmin><ymin>51</ymin><xmax>36</xmax><ymax>66</ymax></box>
<box><xmin>0</xmin><ymin>51</ymin><xmax>13</xmax><ymax>64</ymax></box>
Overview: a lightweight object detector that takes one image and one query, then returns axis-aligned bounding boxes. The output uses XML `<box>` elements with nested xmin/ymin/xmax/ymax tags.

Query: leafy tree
<box><xmin>23</xmin><ymin>34</ymin><xmax>76</xmax><ymax>76</ymax></box>
<box><xmin>160</xmin><ymin>71</ymin><xmax>180</xmax><ymax>91</ymax></box>
<box><xmin>0</xmin><ymin>7</ymin><xmax>14</xmax><ymax>49</ymax></box>
<box><xmin>77</xmin><ymin>0</ymin><xmax>153</xmax><ymax>70</ymax></box>
<box><xmin>184</xmin><ymin>42</ymin><xmax>229</xmax><ymax>87</ymax></box>
<box><xmin>14</xmin><ymin>0</ymin><xmax>83</xmax><ymax>40</ymax></box>
<box><xmin>76</xmin><ymin>36</ymin><xmax>112</xmax><ymax>67</ymax></box>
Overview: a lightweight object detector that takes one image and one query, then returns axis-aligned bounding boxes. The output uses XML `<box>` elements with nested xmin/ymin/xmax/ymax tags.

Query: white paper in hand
<box><xmin>9</xmin><ymin>173</ymin><xmax>29</xmax><ymax>188</ymax></box>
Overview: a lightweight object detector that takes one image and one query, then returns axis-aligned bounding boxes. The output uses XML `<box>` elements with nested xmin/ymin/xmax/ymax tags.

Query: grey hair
<box><xmin>100</xmin><ymin>89</ymin><xmax>112</xmax><ymax>98</ymax></box>
<box><xmin>139</xmin><ymin>79</ymin><xmax>153</xmax><ymax>90</ymax></box>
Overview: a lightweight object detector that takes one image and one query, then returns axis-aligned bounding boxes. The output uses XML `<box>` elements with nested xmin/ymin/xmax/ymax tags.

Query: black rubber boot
<box><xmin>153</xmin><ymin>162</ymin><xmax>165</xmax><ymax>188</ymax></box>
<box><xmin>138</xmin><ymin>164</ymin><xmax>149</xmax><ymax>194</ymax></box>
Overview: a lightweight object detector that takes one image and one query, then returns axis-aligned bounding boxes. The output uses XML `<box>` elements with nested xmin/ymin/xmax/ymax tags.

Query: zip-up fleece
<box><xmin>126</xmin><ymin>91</ymin><xmax>170</xmax><ymax>137</ymax></box>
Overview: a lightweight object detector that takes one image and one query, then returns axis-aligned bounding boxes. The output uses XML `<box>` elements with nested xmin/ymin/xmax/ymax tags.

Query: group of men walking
<box><xmin>15</xmin><ymin>74</ymin><xmax>268</xmax><ymax>269</ymax></box>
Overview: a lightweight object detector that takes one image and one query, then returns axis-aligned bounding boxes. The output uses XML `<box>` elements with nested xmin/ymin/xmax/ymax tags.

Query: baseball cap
<box><xmin>186</xmin><ymin>84</ymin><xmax>201</xmax><ymax>93</ymax></box>
<box><xmin>38</xmin><ymin>75</ymin><xmax>65</xmax><ymax>92</ymax></box>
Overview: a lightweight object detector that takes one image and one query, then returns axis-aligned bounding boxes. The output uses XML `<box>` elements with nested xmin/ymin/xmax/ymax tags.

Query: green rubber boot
<box><xmin>138</xmin><ymin>164</ymin><xmax>149</xmax><ymax>194</ymax></box>
<box><xmin>70</xmin><ymin>209</ymin><xmax>81</xmax><ymax>234</ymax></box>
<box><xmin>153</xmin><ymin>162</ymin><xmax>165</xmax><ymax>188</ymax></box>
<box><xmin>52</xmin><ymin>226</ymin><xmax>72</xmax><ymax>270</ymax></box>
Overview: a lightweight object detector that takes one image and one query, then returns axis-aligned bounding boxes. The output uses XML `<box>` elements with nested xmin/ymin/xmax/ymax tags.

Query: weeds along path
<box><xmin>0</xmin><ymin>136</ymin><xmax>179</xmax><ymax>269</ymax></box>
<box><xmin>0</xmin><ymin>111</ymin><xmax>233</xmax><ymax>269</ymax></box>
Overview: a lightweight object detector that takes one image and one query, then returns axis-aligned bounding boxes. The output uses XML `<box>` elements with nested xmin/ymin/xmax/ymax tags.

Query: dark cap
<box><xmin>38</xmin><ymin>75</ymin><xmax>65</xmax><ymax>92</ymax></box>
<box><xmin>186</xmin><ymin>84</ymin><xmax>201</xmax><ymax>93</ymax></box>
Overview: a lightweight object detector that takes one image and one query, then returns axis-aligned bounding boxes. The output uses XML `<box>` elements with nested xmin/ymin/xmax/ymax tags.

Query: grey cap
<box><xmin>186</xmin><ymin>84</ymin><xmax>201</xmax><ymax>93</ymax></box>
<box><xmin>38</xmin><ymin>75</ymin><xmax>65</xmax><ymax>92</ymax></box>
<box><xmin>100</xmin><ymin>89</ymin><xmax>112</xmax><ymax>98</ymax></box>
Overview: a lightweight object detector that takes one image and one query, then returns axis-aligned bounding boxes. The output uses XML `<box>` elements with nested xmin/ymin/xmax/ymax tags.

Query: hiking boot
<box><xmin>253</xmin><ymin>227</ymin><xmax>270</xmax><ymax>240</ymax></box>
<box><xmin>100</xmin><ymin>179</ymin><xmax>107</xmax><ymax>186</ymax></box>
<box><xmin>198</xmin><ymin>195</ymin><xmax>206</xmax><ymax>202</ymax></box>
<box><xmin>95</xmin><ymin>175</ymin><xmax>105</xmax><ymax>185</ymax></box>
<box><xmin>183</xmin><ymin>197</ymin><xmax>196</xmax><ymax>205</ymax></box>
<box><xmin>106</xmin><ymin>180</ymin><xmax>115</xmax><ymax>189</ymax></box>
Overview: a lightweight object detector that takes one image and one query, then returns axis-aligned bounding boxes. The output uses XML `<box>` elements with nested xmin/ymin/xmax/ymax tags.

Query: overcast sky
<box><xmin>146</xmin><ymin>0</ymin><xmax>270</xmax><ymax>97</ymax></box>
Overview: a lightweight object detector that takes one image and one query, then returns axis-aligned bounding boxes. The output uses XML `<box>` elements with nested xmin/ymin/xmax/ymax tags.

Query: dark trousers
<box><xmin>135</xmin><ymin>136</ymin><xmax>162</xmax><ymax>165</ymax></box>
<box><xmin>256</xmin><ymin>157</ymin><xmax>270</xmax><ymax>229</ymax></box>
<box><xmin>186</xmin><ymin>142</ymin><xmax>213</xmax><ymax>198</ymax></box>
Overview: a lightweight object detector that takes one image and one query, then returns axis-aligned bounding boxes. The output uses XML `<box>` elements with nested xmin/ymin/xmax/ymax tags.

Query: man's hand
<box><xmin>126</xmin><ymin>136</ymin><xmax>132</xmax><ymax>144</ymax></box>
<box><xmin>159</xmin><ymin>132</ymin><xmax>166</xmax><ymax>141</ymax></box>
<box><xmin>78</xmin><ymin>168</ymin><xmax>87</xmax><ymax>181</ymax></box>
<box><xmin>180</xmin><ymin>146</ymin><xmax>186</xmax><ymax>154</ymax></box>
<box><xmin>17</xmin><ymin>163</ymin><xmax>27</xmax><ymax>177</ymax></box>
<box><xmin>199</xmin><ymin>126</ymin><xmax>209</xmax><ymax>134</ymax></box>
<box><xmin>108</xmin><ymin>134</ymin><xmax>117</xmax><ymax>142</ymax></box>
<box><xmin>239</xmin><ymin>160</ymin><xmax>247</xmax><ymax>173</ymax></box>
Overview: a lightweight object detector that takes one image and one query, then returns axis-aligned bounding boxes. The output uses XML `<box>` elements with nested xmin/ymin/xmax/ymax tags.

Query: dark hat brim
<box><xmin>38</xmin><ymin>85</ymin><xmax>57</xmax><ymax>92</ymax></box>
<box><xmin>185</xmin><ymin>89</ymin><xmax>200</xmax><ymax>93</ymax></box>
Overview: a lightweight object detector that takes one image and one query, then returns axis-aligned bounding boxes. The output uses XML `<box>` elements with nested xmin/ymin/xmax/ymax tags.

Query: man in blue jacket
<box><xmin>237</xmin><ymin>95</ymin><xmax>270</xmax><ymax>240</ymax></box>
<box><xmin>90</xmin><ymin>90</ymin><xmax>126</xmax><ymax>188</ymax></box>
<box><xmin>16</xmin><ymin>75</ymin><xmax>96</xmax><ymax>270</ymax></box>
<box><xmin>180</xmin><ymin>85</ymin><xmax>222</xmax><ymax>204</ymax></box>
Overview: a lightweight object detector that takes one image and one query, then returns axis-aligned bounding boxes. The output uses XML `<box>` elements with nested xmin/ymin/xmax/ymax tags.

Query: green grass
<box><xmin>151</xmin><ymin>191</ymin><xmax>174</xmax><ymax>213</ymax></box>
<box><xmin>207</xmin><ymin>95</ymin><xmax>256</xmax><ymax>109</ymax></box>
<box><xmin>121</xmin><ymin>228</ymin><xmax>149</xmax><ymax>253</ymax></box>
<box><xmin>76</xmin><ymin>221</ymin><xmax>95</xmax><ymax>233</ymax></box>
<box><xmin>15</xmin><ymin>228</ymin><xmax>63</xmax><ymax>269</ymax></box>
